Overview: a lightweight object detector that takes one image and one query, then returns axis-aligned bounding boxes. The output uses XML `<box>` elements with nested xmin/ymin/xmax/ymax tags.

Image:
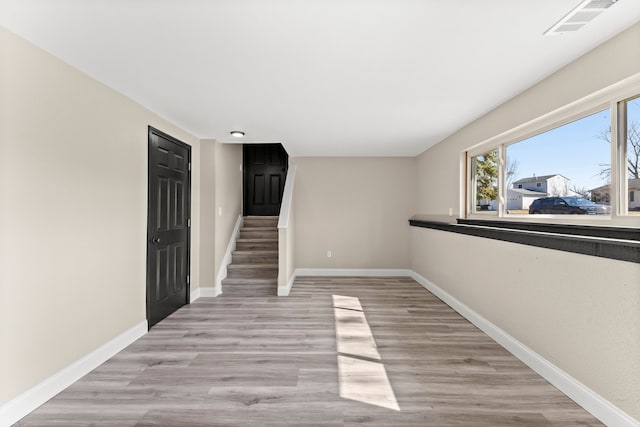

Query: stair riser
<box><xmin>236</xmin><ymin>242</ymin><xmax>278</xmax><ymax>251</ymax></box>
<box><xmin>222</xmin><ymin>285</ymin><xmax>278</xmax><ymax>296</ymax></box>
<box><xmin>227</xmin><ymin>269</ymin><xmax>278</xmax><ymax>279</ymax></box>
<box><xmin>243</xmin><ymin>222</ymin><xmax>278</xmax><ymax>230</ymax></box>
<box><xmin>244</xmin><ymin>216</ymin><xmax>278</xmax><ymax>222</ymax></box>
<box><xmin>231</xmin><ymin>254</ymin><xmax>278</xmax><ymax>264</ymax></box>
<box><xmin>222</xmin><ymin>278</ymin><xmax>278</xmax><ymax>286</ymax></box>
<box><xmin>239</xmin><ymin>231</ymin><xmax>278</xmax><ymax>239</ymax></box>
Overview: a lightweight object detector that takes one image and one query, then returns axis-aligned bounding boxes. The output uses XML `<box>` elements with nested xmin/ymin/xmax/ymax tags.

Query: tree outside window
<box><xmin>473</xmin><ymin>150</ymin><xmax>498</xmax><ymax>211</ymax></box>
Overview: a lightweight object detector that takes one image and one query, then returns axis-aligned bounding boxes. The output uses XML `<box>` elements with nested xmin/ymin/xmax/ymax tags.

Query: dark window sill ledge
<box><xmin>409</xmin><ymin>217</ymin><xmax>640</xmax><ymax>264</ymax></box>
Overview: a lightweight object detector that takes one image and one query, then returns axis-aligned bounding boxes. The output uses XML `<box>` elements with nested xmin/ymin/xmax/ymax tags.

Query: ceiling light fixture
<box><xmin>544</xmin><ymin>0</ymin><xmax>619</xmax><ymax>36</ymax></box>
<box><xmin>230</xmin><ymin>131</ymin><xmax>245</xmax><ymax>138</ymax></box>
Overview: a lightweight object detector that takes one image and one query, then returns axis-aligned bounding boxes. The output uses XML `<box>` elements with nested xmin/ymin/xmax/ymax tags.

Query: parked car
<box><xmin>529</xmin><ymin>196</ymin><xmax>611</xmax><ymax>215</ymax></box>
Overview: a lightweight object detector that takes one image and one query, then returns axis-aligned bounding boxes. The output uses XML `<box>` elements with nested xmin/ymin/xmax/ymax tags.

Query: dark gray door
<box><xmin>147</xmin><ymin>127</ymin><xmax>191</xmax><ymax>328</ymax></box>
<box><xmin>243</xmin><ymin>143</ymin><xmax>288</xmax><ymax>216</ymax></box>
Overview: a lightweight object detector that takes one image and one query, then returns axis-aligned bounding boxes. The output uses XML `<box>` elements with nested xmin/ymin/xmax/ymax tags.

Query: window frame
<box><xmin>463</xmin><ymin>73</ymin><xmax>640</xmax><ymax>227</ymax></box>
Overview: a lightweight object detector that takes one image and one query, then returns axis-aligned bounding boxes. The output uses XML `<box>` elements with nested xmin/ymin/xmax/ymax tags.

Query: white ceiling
<box><xmin>2</xmin><ymin>0</ymin><xmax>640</xmax><ymax>156</ymax></box>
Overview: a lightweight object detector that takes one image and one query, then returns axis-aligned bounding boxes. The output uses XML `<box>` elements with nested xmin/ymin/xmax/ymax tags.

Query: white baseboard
<box><xmin>295</xmin><ymin>268</ymin><xmax>413</xmax><ymax>277</ymax></box>
<box><xmin>277</xmin><ymin>271</ymin><xmax>297</xmax><ymax>296</ymax></box>
<box><xmin>201</xmin><ymin>287</ymin><xmax>219</xmax><ymax>298</ymax></box>
<box><xmin>0</xmin><ymin>320</ymin><xmax>147</xmax><ymax>427</ymax></box>
<box><xmin>190</xmin><ymin>287</ymin><xmax>201</xmax><ymax>302</ymax></box>
<box><xmin>191</xmin><ymin>286</ymin><xmax>220</xmax><ymax>302</ymax></box>
<box><xmin>215</xmin><ymin>214</ymin><xmax>243</xmax><ymax>296</ymax></box>
<box><xmin>408</xmin><ymin>270</ymin><xmax>639</xmax><ymax>427</ymax></box>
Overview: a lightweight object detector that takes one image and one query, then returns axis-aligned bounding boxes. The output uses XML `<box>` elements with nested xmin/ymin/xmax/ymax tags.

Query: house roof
<box><xmin>591</xmin><ymin>178</ymin><xmax>640</xmax><ymax>192</ymax></box>
<box><xmin>513</xmin><ymin>174</ymin><xmax>568</xmax><ymax>185</ymax></box>
<box><xmin>508</xmin><ymin>188</ymin><xmax>548</xmax><ymax>197</ymax></box>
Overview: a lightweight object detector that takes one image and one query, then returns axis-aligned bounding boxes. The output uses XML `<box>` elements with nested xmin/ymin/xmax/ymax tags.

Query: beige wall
<box><xmin>198</xmin><ymin>140</ymin><xmax>242</xmax><ymax>289</ymax></box>
<box><xmin>199</xmin><ymin>140</ymin><xmax>216</xmax><ymax>287</ymax></box>
<box><xmin>412</xmin><ymin>23</ymin><xmax>640</xmax><ymax>419</ymax></box>
<box><xmin>293</xmin><ymin>157</ymin><xmax>416</xmax><ymax>269</ymax></box>
<box><xmin>213</xmin><ymin>142</ymin><xmax>243</xmax><ymax>280</ymax></box>
<box><xmin>0</xmin><ymin>27</ymin><xmax>201</xmax><ymax>405</ymax></box>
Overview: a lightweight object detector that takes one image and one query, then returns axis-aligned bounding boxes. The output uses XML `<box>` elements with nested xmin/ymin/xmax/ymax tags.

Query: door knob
<box><xmin>152</xmin><ymin>237</ymin><xmax>161</xmax><ymax>244</ymax></box>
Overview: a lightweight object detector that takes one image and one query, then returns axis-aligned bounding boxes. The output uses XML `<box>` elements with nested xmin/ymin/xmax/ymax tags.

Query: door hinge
<box><xmin>187</xmin><ymin>218</ymin><xmax>191</xmax><ymax>227</ymax></box>
<box><xmin>188</xmin><ymin>162</ymin><xmax>191</xmax><ymax>171</ymax></box>
<box><xmin>186</xmin><ymin>275</ymin><xmax>190</xmax><ymax>284</ymax></box>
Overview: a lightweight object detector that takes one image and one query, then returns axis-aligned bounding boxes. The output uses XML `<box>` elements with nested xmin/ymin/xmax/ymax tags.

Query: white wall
<box><xmin>0</xmin><ymin>27</ymin><xmax>201</xmax><ymax>406</ymax></box>
<box><xmin>293</xmin><ymin>157</ymin><xmax>416</xmax><ymax>269</ymax></box>
<box><xmin>412</xmin><ymin>22</ymin><xmax>640</xmax><ymax>419</ymax></box>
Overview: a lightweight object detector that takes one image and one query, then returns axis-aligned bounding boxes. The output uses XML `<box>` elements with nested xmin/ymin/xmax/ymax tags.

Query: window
<box><xmin>504</xmin><ymin>109</ymin><xmax>611</xmax><ymax>216</ymax></box>
<box><xmin>625</xmin><ymin>95</ymin><xmax>639</xmax><ymax>214</ymax></box>
<box><xmin>466</xmin><ymin>84</ymin><xmax>640</xmax><ymax>226</ymax></box>
<box><xmin>470</xmin><ymin>150</ymin><xmax>498</xmax><ymax>212</ymax></box>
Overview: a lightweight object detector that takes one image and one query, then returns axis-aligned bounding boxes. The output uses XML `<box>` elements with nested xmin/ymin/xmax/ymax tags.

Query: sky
<box><xmin>505</xmin><ymin>95</ymin><xmax>640</xmax><ymax>192</ymax></box>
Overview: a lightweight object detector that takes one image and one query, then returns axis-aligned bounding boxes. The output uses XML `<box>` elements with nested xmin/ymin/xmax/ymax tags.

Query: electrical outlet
<box><xmin>218</xmin><ymin>207</ymin><xmax>222</xmax><ymax>217</ymax></box>
<box><xmin>448</xmin><ymin>207</ymin><xmax>453</xmax><ymax>216</ymax></box>
<box><xmin>327</xmin><ymin>250</ymin><xmax>332</xmax><ymax>258</ymax></box>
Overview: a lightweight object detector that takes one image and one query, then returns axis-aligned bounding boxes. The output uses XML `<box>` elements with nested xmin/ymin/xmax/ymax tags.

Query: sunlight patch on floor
<box><xmin>333</xmin><ymin>294</ymin><xmax>400</xmax><ymax>411</ymax></box>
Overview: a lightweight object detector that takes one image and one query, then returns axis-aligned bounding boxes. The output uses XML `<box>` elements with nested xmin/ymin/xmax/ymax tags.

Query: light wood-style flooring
<box><xmin>16</xmin><ymin>277</ymin><xmax>602</xmax><ymax>426</ymax></box>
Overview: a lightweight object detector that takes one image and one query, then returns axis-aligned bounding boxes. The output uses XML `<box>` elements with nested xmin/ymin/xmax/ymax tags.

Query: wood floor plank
<box><xmin>15</xmin><ymin>276</ymin><xmax>603</xmax><ymax>426</ymax></box>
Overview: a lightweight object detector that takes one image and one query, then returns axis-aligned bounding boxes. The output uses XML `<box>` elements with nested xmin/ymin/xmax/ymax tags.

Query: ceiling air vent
<box><xmin>544</xmin><ymin>0</ymin><xmax>619</xmax><ymax>35</ymax></box>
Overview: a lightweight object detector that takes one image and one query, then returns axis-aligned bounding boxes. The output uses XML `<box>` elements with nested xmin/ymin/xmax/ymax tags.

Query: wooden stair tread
<box><xmin>222</xmin><ymin>277</ymin><xmax>278</xmax><ymax>285</ymax></box>
<box><xmin>227</xmin><ymin>263</ymin><xmax>278</xmax><ymax>270</ymax></box>
<box><xmin>240</xmin><ymin>226</ymin><xmax>277</xmax><ymax>231</ymax></box>
<box><xmin>232</xmin><ymin>250</ymin><xmax>277</xmax><ymax>254</ymax></box>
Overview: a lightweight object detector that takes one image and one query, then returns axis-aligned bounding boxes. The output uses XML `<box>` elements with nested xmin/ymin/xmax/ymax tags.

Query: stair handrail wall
<box><xmin>277</xmin><ymin>164</ymin><xmax>297</xmax><ymax>296</ymax></box>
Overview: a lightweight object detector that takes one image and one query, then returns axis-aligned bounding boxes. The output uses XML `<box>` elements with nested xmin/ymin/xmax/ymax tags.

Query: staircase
<box><xmin>222</xmin><ymin>216</ymin><xmax>279</xmax><ymax>296</ymax></box>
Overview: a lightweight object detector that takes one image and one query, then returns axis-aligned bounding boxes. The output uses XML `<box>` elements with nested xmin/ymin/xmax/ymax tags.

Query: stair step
<box><xmin>221</xmin><ymin>277</ymin><xmax>278</xmax><ymax>296</ymax></box>
<box><xmin>221</xmin><ymin>284</ymin><xmax>277</xmax><ymax>296</ymax></box>
<box><xmin>243</xmin><ymin>216</ymin><xmax>279</xmax><ymax>228</ymax></box>
<box><xmin>240</xmin><ymin>226</ymin><xmax>277</xmax><ymax>232</ymax></box>
<box><xmin>222</xmin><ymin>277</ymin><xmax>278</xmax><ymax>286</ymax></box>
<box><xmin>228</xmin><ymin>264</ymin><xmax>279</xmax><ymax>270</ymax></box>
<box><xmin>231</xmin><ymin>251</ymin><xmax>278</xmax><ymax>265</ymax></box>
<box><xmin>239</xmin><ymin>230</ymin><xmax>278</xmax><ymax>239</ymax></box>
<box><xmin>236</xmin><ymin>239</ymin><xmax>278</xmax><ymax>250</ymax></box>
<box><xmin>227</xmin><ymin>264</ymin><xmax>278</xmax><ymax>278</ymax></box>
